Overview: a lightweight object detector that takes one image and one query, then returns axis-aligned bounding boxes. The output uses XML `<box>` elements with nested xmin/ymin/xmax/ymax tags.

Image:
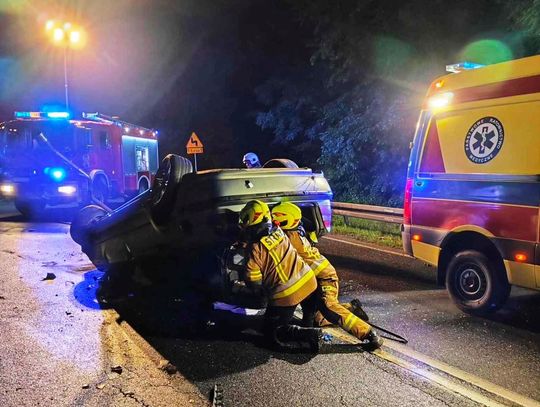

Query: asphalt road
<box><xmin>0</xmin><ymin>202</ymin><xmax>539</xmax><ymax>407</ymax></box>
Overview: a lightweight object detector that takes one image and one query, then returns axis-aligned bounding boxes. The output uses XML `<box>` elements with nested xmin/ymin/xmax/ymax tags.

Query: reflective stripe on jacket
<box><xmin>245</xmin><ymin>227</ymin><xmax>317</xmax><ymax>306</ymax></box>
<box><xmin>286</xmin><ymin>230</ymin><xmax>338</xmax><ymax>281</ymax></box>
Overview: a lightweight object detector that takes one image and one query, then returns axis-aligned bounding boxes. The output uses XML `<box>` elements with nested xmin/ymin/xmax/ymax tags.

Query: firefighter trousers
<box><xmin>303</xmin><ymin>279</ymin><xmax>371</xmax><ymax>340</ymax></box>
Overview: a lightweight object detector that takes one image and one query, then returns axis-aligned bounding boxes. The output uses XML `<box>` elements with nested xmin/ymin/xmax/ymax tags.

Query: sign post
<box><xmin>186</xmin><ymin>132</ymin><xmax>204</xmax><ymax>172</ymax></box>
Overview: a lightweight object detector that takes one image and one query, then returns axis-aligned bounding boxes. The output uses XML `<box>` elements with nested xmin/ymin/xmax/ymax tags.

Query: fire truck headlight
<box><xmin>0</xmin><ymin>184</ymin><xmax>15</xmax><ymax>195</ymax></box>
<box><xmin>58</xmin><ymin>185</ymin><xmax>77</xmax><ymax>195</ymax></box>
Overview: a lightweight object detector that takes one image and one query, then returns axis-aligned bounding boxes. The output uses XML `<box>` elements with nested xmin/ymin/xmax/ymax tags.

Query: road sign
<box><xmin>186</xmin><ymin>132</ymin><xmax>204</xmax><ymax>155</ymax></box>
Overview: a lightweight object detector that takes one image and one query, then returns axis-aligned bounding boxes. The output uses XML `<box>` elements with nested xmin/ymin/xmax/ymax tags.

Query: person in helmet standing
<box><xmin>271</xmin><ymin>202</ymin><xmax>383</xmax><ymax>351</ymax></box>
<box><xmin>237</xmin><ymin>199</ymin><xmax>323</xmax><ymax>351</ymax></box>
<box><xmin>242</xmin><ymin>152</ymin><xmax>261</xmax><ymax>168</ymax></box>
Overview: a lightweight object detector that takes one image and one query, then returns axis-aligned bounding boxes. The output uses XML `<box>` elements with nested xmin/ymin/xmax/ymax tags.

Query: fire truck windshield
<box><xmin>0</xmin><ymin>121</ymin><xmax>77</xmax><ymax>155</ymax></box>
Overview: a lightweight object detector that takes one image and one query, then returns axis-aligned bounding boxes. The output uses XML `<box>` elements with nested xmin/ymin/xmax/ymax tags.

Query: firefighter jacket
<box><xmin>285</xmin><ymin>230</ymin><xmax>338</xmax><ymax>281</ymax></box>
<box><xmin>245</xmin><ymin>227</ymin><xmax>317</xmax><ymax>307</ymax></box>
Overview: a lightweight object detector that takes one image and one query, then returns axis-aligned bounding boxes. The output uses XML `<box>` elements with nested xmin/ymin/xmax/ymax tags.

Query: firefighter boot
<box><xmin>360</xmin><ymin>329</ymin><xmax>383</xmax><ymax>352</ymax></box>
<box><xmin>291</xmin><ymin>326</ymin><xmax>324</xmax><ymax>353</ymax></box>
<box><xmin>349</xmin><ymin>299</ymin><xmax>370</xmax><ymax>322</ymax></box>
<box><xmin>275</xmin><ymin>325</ymin><xmax>324</xmax><ymax>353</ymax></box>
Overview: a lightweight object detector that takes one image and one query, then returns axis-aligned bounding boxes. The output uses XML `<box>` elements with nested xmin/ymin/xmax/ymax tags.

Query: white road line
<box><xmin>322</xmin><ymin>235</ymin><xmax>411</xmax><ymax>258</ymax></box>
<box><xmin>324</xmin><ymin>327</ymin><xmax>540</xmax><ymax>407</ymax></box>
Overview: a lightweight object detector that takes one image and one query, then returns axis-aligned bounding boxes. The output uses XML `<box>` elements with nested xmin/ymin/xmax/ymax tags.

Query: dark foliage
<box><xmin>254</xmin><ymin>0</ymin><xmax>539</xmax><ymax>205</ymax></box>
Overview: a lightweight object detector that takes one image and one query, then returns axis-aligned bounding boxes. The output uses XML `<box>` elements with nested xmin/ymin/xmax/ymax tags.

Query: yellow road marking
<box><xmin>384</xmin><ymin>341</ymin><xmax>540</xmax><ymax>407</ymax></box>
<box><xmin>324</xmin><ymin>327</ymin><xmax>540</xmax><ymax>407</ymax></box>
<box><xmin>322</xmin><ymin>236</ymin><xmax>411</xmax><ymax>258</ymax></box>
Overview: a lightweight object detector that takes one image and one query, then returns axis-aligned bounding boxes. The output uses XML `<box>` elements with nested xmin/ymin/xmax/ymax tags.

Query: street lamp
<box><xmin>45</xmin><ymin>20</ymin><xmax>87</xmax><ymax>110</ymax></box>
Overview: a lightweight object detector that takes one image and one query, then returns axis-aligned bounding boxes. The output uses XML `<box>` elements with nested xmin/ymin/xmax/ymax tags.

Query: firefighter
<box><xmin>271</xmin><ymin>202</ymin><xmax>383</xmax><ymax>351</ymax></box>
<box><xmin>242</xmin><ymin>152</ymin><xmax>262</xmax><ymax>168</ymax></box>
<box><xmin>237</xmin><ymin>199</ymin><xmax>323</xmax><ymax>351</ymax></box>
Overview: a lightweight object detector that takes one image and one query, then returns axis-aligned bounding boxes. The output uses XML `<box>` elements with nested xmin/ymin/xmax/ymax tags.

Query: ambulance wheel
<box><xmin>446</xmin><ymin>250</ymin><xmax>510</xmax><ymax>314</ymax></box>
<box><xmin>151</xmin><ymin>154</ymin><xmax>191</xmax><ymax>224</ymax></box>
<box><xmin>14</xmin><ymin>199</ymin><xmax>45</xmax><ymax>219</ymax></box>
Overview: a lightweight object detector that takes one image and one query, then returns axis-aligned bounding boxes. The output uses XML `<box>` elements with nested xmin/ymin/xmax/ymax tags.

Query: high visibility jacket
<box><xmin>285</xmin><ymin>230</ymin><xmax>338</xmax><ymax>281</ymax></box>
<box><xmin>245</xmin><ymin>227</ymin><xmax>317</xmax><ymax>307</ymax></box>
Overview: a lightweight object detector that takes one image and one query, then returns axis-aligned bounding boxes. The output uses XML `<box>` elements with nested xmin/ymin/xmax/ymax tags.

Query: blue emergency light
<box><xmin>44</xmin><ymin>167</ymin><xmax>67</xmax><ymax>182</ymax></box>
<box><xmin>446</xmin><ymin>62</ymin><xmax>486</xmax><ymax>73</ymax></box>
<box><xmin>14</xmin><ymin>111</ymin><xmax>70</xmax><ymax>119</ymax></box>
<box><xmin>46</xmin><ymin>112</ymin><xmax>70</xmax><ymax>119</ymax></box>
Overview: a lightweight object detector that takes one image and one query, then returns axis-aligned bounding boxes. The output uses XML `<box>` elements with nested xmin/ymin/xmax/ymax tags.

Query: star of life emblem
<box><xmin>464</xmin><ymin>117</ymin><xmax>504</xmax><ymax>164</ymax></box>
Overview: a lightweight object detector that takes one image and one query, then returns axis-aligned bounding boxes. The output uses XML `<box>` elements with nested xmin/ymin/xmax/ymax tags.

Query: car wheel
<box><xmin>150</xmin><ymin>154</ymin><xmax>192</xmax><ymax>224</ymax></box>
<box><xmin>446</xmin><ymin>250</ymin><xmax>510</xmax><ymax>314</ymax></box>
<box><xmin>70</xmin><ymin>205</ymin><xmax>108</xmax><ymax>245</ymax></box>
<box><xmin>15</xmin><ymin>199</ymin><xmax>45</xmax><ymax>219</ymax></box>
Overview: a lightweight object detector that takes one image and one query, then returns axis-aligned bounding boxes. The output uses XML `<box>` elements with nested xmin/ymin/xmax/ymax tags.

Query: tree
<box><xmin>255</xmin><ymin>0</ymin><xmax>523</xmax><ymax>205</ymax></box>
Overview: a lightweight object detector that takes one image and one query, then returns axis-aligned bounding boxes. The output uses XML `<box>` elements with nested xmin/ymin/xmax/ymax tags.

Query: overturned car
<box><xmin>70</xmin><ymin>154</ymin><xmax>333</xmax><ymax>307</ymax></box>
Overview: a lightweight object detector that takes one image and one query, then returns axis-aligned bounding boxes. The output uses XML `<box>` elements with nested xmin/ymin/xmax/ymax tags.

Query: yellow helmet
<box><xmin>239</xmin><ymin>200</ymin><xmax>271</xmax><ymax>227</ymax></box>
<box><xmin>271</xmin><ymin>202</ymin><xmax>302</xmax><ymax>230</ymax></box>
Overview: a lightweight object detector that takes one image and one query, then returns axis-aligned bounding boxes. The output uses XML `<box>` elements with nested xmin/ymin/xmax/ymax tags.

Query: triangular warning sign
<box><xmin>186</xmin><ymin>132</ymin><xmax>204</xmax><ymax>148</ymax></box>
<box><xmin>186</xmin><ymin>132</ymin><xmax>204</xmax><ymax>154</ymax></box>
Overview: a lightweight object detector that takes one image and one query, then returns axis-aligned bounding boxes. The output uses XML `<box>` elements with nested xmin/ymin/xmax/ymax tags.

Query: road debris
<box><xmin>96</xmin><ymin>383</ymin><xmax>106</xmax><ymax>390</ymax></box>
<box><xmin>42</xmin><ymin>272</ymin><xmax>56</xmax><ymax>281</ymax></box>
<box><xmin>81</xmin><ymin>384</ymin><xmax>89</xmax><ymax>389</ymax></box>
<box><xmin>111</xmin><ymin>365</ymin><xmax>123</xmax><ymax>374</ymax></box>
<box><xmin>158</xmin><ymin>360</ymin><xmax>177</xmax><ymax>375</ymax></box>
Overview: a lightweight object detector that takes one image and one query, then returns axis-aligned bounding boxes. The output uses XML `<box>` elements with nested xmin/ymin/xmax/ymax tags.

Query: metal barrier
<box><xmin>332</xmin><ymin>202</ymin><xmax>403</xmax><ymax>224</ymax></box>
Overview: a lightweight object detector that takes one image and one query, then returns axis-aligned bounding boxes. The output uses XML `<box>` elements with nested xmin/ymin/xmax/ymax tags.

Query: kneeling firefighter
<box><xmin>237</xmin><ymin>200</ymin><xmax>323</xmax><ymax>352</ymax></box>
<box><xmin>271</xmin><ymin>202</ymin><xmax>383</xmax><ymax>351</ymax></box>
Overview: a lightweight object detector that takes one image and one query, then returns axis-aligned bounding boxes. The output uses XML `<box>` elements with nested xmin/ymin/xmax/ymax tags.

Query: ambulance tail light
<box><xmin>403</xmin><ymin>178</ymin><xmax>413</xmax><ymax>225</ymax></box>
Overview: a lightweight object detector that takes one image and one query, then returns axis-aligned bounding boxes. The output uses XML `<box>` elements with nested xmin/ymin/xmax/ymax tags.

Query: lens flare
<box><xmin>460</xmin><ymin>40</ymin><xmax>513</xmax><ymax>65</ymax></box>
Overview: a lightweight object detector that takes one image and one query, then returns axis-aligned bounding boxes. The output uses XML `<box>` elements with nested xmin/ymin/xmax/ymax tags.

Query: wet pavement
<box><xmin>1</xmin><ymin>201</ymin><xmax>539</xmax><ymax>406</ymax></box>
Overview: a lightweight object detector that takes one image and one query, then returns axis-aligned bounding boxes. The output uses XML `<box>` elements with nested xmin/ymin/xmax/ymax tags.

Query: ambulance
<box><xmin>402</xmin><ymin>55</ymin><xmax>540</xmax><ymax>313</ymax></box>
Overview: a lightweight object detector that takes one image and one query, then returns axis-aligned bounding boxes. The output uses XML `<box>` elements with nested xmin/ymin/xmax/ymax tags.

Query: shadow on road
<box><xmin>482</xmin><ymin>290</ymin><xmax>540</xmax><ymax>334</ymax></box>
<box><xmin>327</xmin><ymin>253</ymin><xmax>438</xmax><ymax>293</ymax></box>
<box><xmin>72</xmin><ymin>268</ymin><xmax>321</xmax><ymax>383</ymax></box>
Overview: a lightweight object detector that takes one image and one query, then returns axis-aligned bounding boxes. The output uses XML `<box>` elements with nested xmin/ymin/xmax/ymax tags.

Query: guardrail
<box><xmin>332</xmin><ymin>202</ymin><xmax>403</xmax><ymax>224</ymax></box>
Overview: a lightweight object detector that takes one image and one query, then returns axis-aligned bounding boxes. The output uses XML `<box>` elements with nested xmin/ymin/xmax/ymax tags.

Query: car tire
<box><xmin>70</xmin><ymin>205</ymin><xmax>108</xmax><ymax>246</ymax></box>
<box><xmin>15</xmin><ymin>199</ymin><xmax>45</xmax><ymax>219</ymax></box>
<box><xmin>150</xmin><ymin>154</ymin><xmax>192</xmax><ymax>224</ymax></box>
<box><xmin>446</xmin><ymin>250</ymin><xmax>510</xmax><ymax>314</ymax></box>
<box><xmin>262</xmin><ymin>158</ymin><xmax>299</xmax><ymax>168</ymax></box>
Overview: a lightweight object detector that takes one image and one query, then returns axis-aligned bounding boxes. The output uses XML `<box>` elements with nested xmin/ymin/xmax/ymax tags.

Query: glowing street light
<box><xmin>44</xmin><ymin>20</ymin><xmax>87</xmax><ymax>110</ymax></box>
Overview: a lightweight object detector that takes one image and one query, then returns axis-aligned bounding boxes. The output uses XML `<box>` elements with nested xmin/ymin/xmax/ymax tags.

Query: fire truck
<box><xmin>0</xmin><ymin>111</ymin><xmax>159</xmax><ymax>217</ymax></box>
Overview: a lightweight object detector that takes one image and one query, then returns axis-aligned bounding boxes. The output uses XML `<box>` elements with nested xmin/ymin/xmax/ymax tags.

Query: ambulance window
<box><xmin>99</xmin><ymin>131</ymin><xmax>111</xmax><ymax>149</ymax></box>
<box><xmin>418</xmin><ymin>120</ymin><xmax>445</xmax><ymax>173</ymax></box>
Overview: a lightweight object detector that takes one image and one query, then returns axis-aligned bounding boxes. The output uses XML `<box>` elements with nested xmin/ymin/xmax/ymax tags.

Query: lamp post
<box><xmin>45</xmin><ymin>20</ymin><xmax>86</xmax><ymax>110</ymax></box>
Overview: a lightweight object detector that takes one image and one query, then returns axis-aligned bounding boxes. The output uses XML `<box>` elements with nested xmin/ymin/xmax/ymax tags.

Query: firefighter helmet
<box><xmin>243</xmin><ymin>152</ymin><xmax>261</xmax><ymax>168</ymax></box>
<box><xmin>271</xmin><ymin>202</ymin><xmax>302</xmax><ymax>230</ymax></box>
<box><xmin>239</xmin><ymin>200</ymin><xmax>271</xmax><ymax>227</ymax></box>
